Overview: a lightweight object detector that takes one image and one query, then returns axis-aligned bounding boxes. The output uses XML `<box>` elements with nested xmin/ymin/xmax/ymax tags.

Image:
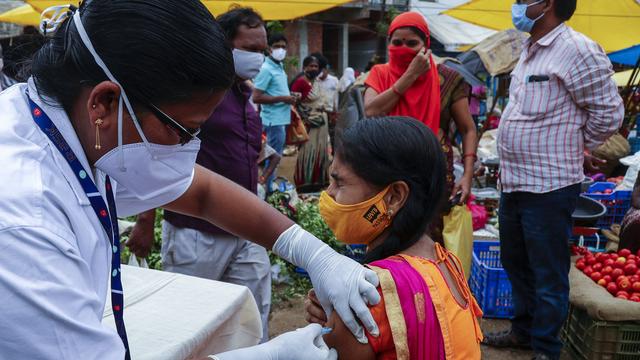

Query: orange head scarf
<box><xmin>365</xmin><ymin>12</ymin><xmax>441</xmax><ymax>135</ymax></box>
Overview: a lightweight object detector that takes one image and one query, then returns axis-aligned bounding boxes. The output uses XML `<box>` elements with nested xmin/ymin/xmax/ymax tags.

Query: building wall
<box><xmin>283</xmin><ymin>20</ymin><xmax>323</xmax><ymax>76</ymax></box>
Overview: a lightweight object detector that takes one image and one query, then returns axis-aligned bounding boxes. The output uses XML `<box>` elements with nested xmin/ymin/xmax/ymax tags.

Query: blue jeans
<box><xmin>499</xmin><ymin>184</ymin><xmax>580</xmax><ymax>359</ymax></box>
<box><xmin>263</xmin><ymin>125</ymin><xmax>286</xmax><ymax>192</ymax></box>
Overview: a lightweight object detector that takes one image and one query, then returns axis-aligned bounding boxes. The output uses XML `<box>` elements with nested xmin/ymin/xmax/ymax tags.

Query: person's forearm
<box><xmin>461</xmin><ymin>129</ymin><xmax>478</xmax><ymax>177</ymax></box>
<box><xmin>263</xmin><ymin>157</ymin><xmax>280</xmax><ymax>180</ymax></box>
<box><xmin>165</xmin><ymin>165</ymin><xmax>293</xmax><ymax>249</ymax></box>
<box><xmin>253</xmin><ymin>92</ymin><xmax>289</xmax><ymax>105</ymax></box>
<box><xmin>137</xmin><ymin>209</ymin><xmax>156</xmax><ymax>224</ymax></box>
<box><xmin>365</xmin><ymin>74</ymin><xmax>417</xmax><ymax>117</ymax></box>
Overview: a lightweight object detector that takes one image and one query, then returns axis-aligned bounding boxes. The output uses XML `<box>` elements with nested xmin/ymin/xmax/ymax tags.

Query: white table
<box><xmin>103</xmin><ymin>265</ymin><xmax>262</xmax><ymax>360</ymax></box>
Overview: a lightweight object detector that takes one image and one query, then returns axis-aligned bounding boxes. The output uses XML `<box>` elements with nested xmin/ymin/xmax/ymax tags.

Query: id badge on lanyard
<box><xmin>27</xmin><ymin>92</ymin><xmax>132</xmax><ymax>359</ymax></box>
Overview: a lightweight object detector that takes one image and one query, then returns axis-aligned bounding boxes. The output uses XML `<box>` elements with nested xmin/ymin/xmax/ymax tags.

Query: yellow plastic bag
<box><xmin>443</xmin><ymin>205</ymin><xmax>474</xmax><ymax>279</ymax></box>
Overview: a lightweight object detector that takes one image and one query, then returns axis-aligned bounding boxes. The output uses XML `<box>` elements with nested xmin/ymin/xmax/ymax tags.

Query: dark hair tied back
<box><xmin>31</xmin><ymin>0</ymin><xmax>234</xmax><ymax>112</ymax></box>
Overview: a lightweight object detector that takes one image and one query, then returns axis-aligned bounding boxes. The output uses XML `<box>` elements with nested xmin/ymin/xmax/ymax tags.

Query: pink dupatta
<box><xmin>369</xmin><ymin>256</ymin><xmax>446</xmax><ymax>360</ymax></box>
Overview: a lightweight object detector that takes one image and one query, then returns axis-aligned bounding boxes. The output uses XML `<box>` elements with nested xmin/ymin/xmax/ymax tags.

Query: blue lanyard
<box><xmin>27</xmin><ymin>94</ymin><xmax>131</xmax><ymax>360</ymax></box>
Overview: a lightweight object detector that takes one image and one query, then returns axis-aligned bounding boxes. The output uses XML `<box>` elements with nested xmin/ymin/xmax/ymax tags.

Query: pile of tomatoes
<box><xmin>575</xmin><ymin>248</ymin><xmax>640</xmax><ymax>302</ymax></box>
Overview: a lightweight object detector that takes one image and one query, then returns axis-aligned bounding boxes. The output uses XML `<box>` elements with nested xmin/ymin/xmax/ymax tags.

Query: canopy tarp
<box><xmin>444</xmin><ymin>0</ymin><xmax>640</xmax><ymax>53</ymax></box>
<box><xmin>411</xmin><ymin>0</ymin><xmax>496</xmax><ymax>51</ymax></box>
<box><xmin>24</xmin><ymin>0</ymin><xmax>352</xmax><ymax>21</ymax></box>
<box><xmin>609</xmin><ymin>45</ymin><xmax>640</xmax><ymax>67</ymax></box>
<box><xmin>0</xmin><ymin>4</ymin><xmax>40</xmax><ymax>26</ymax></box>
<box><xmin>613</xmin><ymin>69</ymin><xmax>639</xmax><ymax>88</ymax></box>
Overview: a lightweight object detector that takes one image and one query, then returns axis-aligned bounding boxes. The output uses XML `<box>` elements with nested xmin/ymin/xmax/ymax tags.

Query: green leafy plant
<box><xmin>375</xmin><ymin>6</ymin><xmax>401</xmax><ymax>37</ymax></box>
<box><xmin>266</xmin><ymin>20</ymin><xmax>284</xmax><ymax>34</ymax></box>
<box><xmin>120</xmin><ymin>209</ymin><xmax>163</xmax><ymax>270</ymax></box>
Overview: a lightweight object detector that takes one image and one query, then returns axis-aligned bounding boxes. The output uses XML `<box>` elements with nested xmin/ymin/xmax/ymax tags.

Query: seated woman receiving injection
<box><xmin>305</xmin><ymin>117</ymin><xmax>483</xmax><ymax>360</ymax></box>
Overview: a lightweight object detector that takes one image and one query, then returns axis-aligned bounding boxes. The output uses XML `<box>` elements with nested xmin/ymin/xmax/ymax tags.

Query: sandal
<box><xmin>482</xmin><ymin>329</ymin><xmax>532</xmax><ymax>349</ymax></box>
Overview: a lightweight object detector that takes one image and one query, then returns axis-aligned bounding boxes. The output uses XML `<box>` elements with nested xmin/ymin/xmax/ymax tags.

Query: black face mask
<box><xmin>306</xmin><ymin>70</ymin><xmax>320</xmax><ymax>79</ymax></box>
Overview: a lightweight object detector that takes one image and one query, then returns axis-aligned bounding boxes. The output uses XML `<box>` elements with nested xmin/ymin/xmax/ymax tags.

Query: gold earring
<box><xmin>94</xmin><ymin>118</ymin><xmax>103</xmax><ymax>150</ymax></box>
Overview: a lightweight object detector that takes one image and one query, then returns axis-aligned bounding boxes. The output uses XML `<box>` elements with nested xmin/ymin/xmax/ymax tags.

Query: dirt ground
<box><xmin>269</xmin><ymin>297</ymin><xmax>572</xmax><ymax>360</ymax></box>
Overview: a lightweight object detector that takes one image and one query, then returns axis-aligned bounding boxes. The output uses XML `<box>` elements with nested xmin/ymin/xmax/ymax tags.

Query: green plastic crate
<box><xmin>562</xmin><ymin>305</ymin><xmax>640</xmax><ymax>360</ymax></box>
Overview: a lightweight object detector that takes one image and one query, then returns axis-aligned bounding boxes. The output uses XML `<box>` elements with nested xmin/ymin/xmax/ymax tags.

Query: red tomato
<box><xmin>632</xmin><ymin>281</ymin><xmax>640</xmax><ymax>292</ymax></box>
<box><xmin>615</xmin><ymin>257</ymin><xmax>627</xmax><ymax>268</ymax></box>
<box><xmin>619</xmin><ymin>249</ymin><xmax>632</xmax><ymax>258</ymax></box>
<box><xmin>607</xmin><ymin>282</ymin><xmax>618</xmax><ymax>295</ymax></box>
<box><xmin>584</xmin><ymin>266</ymin><xmax>594</xmax><ymax>277</ymax></box>
<box><xmin>617</xmin><ymin>293</ymin><xmax>629</xmax><ymax>300</ymax></box>
<box><xmin>591</xmin><ymin>272</ymin><xmax>603</xmax><ymax>282</ymax></box>
<box><xmin>597</xmin><ymin>278</ymin><xmax>607</xmax><ymax>287</ymax></box>
<box><xmin>627</xmin><ymin>259</ymin><xmax>637</xmax><ymax>267</ymax></box>
<box><xmin>612</xmin><ymin>268</ymin><xmax>625</xmax><ymax>280</ymax></box>
<box><xmin>576</xmin><ymin>261</ymin><xmax>586</xmax><ymax>271</ymax></box>
<box><xmin>628</xmin><ymin>254</ymin><xmax>637</xmax><ymax>261</ymax></box>
<box><xmin>625</xmin><ymin>263</ymin><xmax>638</xmax><ymax>276</ymax></box>
<box><xmin>603</xmin><ymin>275</ymin><xmax>612</xmax><ymax>283</ymax></box>
<box><xmin>602</xmin><ymin>266</ymin><xmax>613</xmax><ymax>276</ymax></box>
<box><xmin>618</xmin><ymin>276</ymin><xmax>632</xmax><ymax>291</ymax></box>
<box><xmin>593</xmin><ymin>263</ymin><xmax>603</xmax><ymax>272</ymax></box>
<box><xmin>587</xmin><ymin>257</ymin><xmax>598</xmax><ymax>266</ymax></box>
<box><xmin>610</xmin><ymin>253</ymin><xmax>619</xmax><ymax>261</ymax></box>
<box><xmin>630</xmin><ymin>295</ymin><xmax>640</xmax><ymax>303</ymax></box>
<box><xmin>630</xmin><ymin>275</ymin><xmax>640</xmax><ymax>283</ymax></box>
<box><xmin>604</xmin><ymin>259</ymin><xmax>615</xmax><ymax>267</ymax></box>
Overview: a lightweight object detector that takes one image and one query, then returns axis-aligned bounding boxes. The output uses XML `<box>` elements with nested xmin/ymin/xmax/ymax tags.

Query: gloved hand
<box><xmin>272</xmin><ymin>224</ymin><xmax>381</xmax><ymax>343</ymax></box>
<box><xmin>212</xmin><ymin>324</ymin><xmax>337</xmax><ymax>360</ymax></box>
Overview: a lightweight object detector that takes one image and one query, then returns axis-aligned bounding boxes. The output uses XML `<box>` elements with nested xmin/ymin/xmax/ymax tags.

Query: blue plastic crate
<box><xmin>584</xmin><ymin>182</ymin><xmax>632</xmax><ymax>227</ymax></box>
<box><xmin>469</xmin><ymin>241</ymin><xmax>513</xmax><ymax>319</ymax></box>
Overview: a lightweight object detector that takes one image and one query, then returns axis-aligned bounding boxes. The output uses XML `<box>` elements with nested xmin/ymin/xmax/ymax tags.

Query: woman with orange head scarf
<box><xmin>364</xmin><ymin>12</ymin><xmax>440</xmax><ymax>133</ymax></box>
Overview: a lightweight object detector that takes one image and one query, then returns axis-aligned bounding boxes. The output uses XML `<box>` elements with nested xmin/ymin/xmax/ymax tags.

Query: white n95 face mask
<box><xmin>72</xmin><ymin>11</ymin><xmax>199</xmax><ymax>207</ymax></box>
<box><xmin>271</xmin><ymin>48</ymin><xmax>287</xmax><ymax>62</ymax></box>
<box><xmin>233</xmin><ymin>49</ymin><xmax>265</xmax><ymax>80</ymax></box>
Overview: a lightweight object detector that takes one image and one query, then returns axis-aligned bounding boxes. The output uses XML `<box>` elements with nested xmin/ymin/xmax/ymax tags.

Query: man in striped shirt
<box><xmin>484</xmin><ymin>1</ymin><xmax>624</xmax><ymax>359</ymax></box>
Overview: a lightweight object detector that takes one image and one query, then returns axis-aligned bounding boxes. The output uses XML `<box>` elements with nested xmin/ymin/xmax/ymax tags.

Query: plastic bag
<box><xmin>468</xmin><ymin>196</ymin><xmax>488</xmax><ymax>231</ymax></box>
<box><xmin>443</xmin><ymin>205</ymin><xmax>473</xmax><ymax>279</ymax></box>
<box><xmin>128</xmin><ymin>255</ymin><xmax>149</xmax><ymax>268</ymax></box>
<box><xmin>619</xmin><ymin>152</ymin><xmax>640</xmax><ymax>190</ymax></box>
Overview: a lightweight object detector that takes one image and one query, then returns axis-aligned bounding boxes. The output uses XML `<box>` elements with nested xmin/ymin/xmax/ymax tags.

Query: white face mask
<box><xmin>72</xmin><ymin>11</ymin><xmax>200</xmax><ymax>207</ymax></box>
<box><xmin>233</xmin><ymin>49</ymin><xmax>265</xmax><ymax>80</ymax></box>
<box><xmin>271</xmin><ymin>48</ymin><xmax>287</xmax><ymax>62</ymax></box>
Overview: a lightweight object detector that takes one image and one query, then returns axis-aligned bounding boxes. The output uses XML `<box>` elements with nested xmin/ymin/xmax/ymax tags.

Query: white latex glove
<box><xmin>212</xmin><ymin>324</ymin><xmax>337</xmax><ymax>360</ymax></box>
<box><xmin>272</xmin><ymin>224</ymin><xmax>381</xmax><ymax>343</ymax></box>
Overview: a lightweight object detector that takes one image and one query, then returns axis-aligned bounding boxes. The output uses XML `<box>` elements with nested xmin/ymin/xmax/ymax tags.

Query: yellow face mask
<box><xmin>319</xmin><ymin>186</ymin><xmax>392</xmax><ymax>245</ymax></box>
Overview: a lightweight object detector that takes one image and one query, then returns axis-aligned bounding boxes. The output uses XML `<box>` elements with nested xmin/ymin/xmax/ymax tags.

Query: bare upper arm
<box><xmin>323</xmin><ymin>311</ymin><xmax>376</xmax><ymax>360</ymax></box>
<box><xmin>450</xmin><ymin>97</ymin><xmax>476</xmax><ymax>134</ymax></box>
<box><xmin>363</xmin><ymin>87</ymin><xmax>380</xmax><ymax>117</ymax></box>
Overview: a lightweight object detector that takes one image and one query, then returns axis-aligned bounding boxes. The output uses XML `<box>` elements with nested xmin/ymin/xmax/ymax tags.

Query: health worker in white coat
<box><xmin>0</xmin><ymin>1</ymin><xmax>380</xmax><ymax>359</ymax></box>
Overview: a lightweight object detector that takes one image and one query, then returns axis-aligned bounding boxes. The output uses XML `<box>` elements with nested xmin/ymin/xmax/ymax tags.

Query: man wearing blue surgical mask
<box><xmin>127</xmin><ymin>7</ymin><xmax>273</xmax><ymax>343</ymax></box>
<box><xmin>484</xmin><ymin>1</ymin><xmax>624</xmax><ymax>359</ymax></box>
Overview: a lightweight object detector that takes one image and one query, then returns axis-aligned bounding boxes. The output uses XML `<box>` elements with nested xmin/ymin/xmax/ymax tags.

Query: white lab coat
<box><xmin>0</xmin><ymin>81</ymin><xmax>190</xmax><ymax>359</ymax></box>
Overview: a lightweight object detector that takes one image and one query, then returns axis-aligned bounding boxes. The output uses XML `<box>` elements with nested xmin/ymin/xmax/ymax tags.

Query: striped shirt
<box><xmin>498</xmin><ymin>23</ymin><xmax>624</xmax><ymax>194</ymax></box>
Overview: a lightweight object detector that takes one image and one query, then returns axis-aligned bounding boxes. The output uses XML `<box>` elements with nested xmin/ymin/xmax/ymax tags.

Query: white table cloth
<box><xmin>103</xmin><ymin>265</ymin><xmax>262</xmax><ymax>360</ymax></box>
